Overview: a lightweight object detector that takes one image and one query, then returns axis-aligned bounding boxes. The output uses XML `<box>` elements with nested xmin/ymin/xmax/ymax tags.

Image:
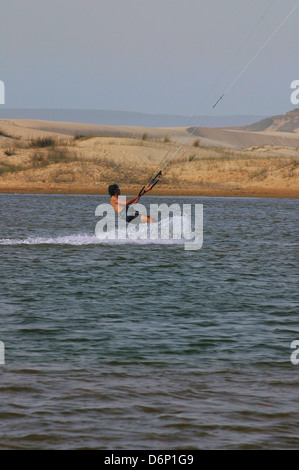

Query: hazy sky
<box><xmin>1</xmin><ymin>0</ymin><xmax>298</xmax><ymax>116</ymax></box>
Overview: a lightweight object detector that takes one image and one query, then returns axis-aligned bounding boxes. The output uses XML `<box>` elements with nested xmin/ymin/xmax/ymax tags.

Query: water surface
<box><xmin>0</xmin><ymin>194</ymin><xmax>298</xmax><ymax>449</ymax></box>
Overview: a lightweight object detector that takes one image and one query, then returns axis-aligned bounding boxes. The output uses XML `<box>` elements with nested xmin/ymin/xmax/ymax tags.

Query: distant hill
<box><xmin>0</xmin><ymin>108</ymin><xmax>266</xmax><ymax>128</ymax></box>
<box><xmin>242</xmin><ymin>109</ymin><xmax>299</xmax><ymax>133</ymax></box>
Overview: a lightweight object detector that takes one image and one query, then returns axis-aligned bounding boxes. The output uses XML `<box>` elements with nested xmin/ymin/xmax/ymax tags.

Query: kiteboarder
<box><xmin>108</xmin><ymin>184</ymin><xmax>155</xmax><ymax>223</ymax></box>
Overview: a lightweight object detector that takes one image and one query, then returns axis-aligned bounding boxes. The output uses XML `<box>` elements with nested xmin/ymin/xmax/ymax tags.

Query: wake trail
<box><xmin>0</xmin><ymin>216</ymin><xmax>191</xmax><ymax>246</ymax></box>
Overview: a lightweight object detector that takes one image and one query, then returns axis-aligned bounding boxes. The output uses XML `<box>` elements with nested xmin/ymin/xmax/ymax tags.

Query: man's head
<box><xmin>108</xmin><ymin>184</ymin><xmax>120</xmax><ymax>196</ymax></box>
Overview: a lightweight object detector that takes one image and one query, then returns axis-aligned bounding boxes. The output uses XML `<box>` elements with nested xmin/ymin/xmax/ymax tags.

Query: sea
<box><xmin>0</xmin><ymin>193</ymin><xmax>298</xmax><ymax>450</ymax></box>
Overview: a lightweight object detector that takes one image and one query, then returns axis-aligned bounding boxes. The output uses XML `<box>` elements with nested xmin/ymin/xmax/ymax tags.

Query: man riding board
<box><xmin>108</xmin><ymin>184</ymin><xmax>155</xmax><ymax>224</ymax></box>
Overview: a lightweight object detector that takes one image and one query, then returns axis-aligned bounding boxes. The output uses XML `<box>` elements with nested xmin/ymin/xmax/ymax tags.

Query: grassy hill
<box><xmin>243</xmin><ymin>109</ymin><xmax>299</xmax><ymax>133</ymax></box>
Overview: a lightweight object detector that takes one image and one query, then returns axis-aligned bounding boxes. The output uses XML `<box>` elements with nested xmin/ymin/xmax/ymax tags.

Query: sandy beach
<box><xmin>0</xmin><ymin>118</ymin><xmax>298</xmax><ymax>198</ymax></box>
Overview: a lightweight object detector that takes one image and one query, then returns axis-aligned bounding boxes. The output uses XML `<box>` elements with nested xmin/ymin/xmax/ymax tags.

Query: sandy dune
<box><xmin>0</xmin><ymin>119</ymin><xmax>190</xmax><ymax>141</ymax></box>
<box><xmin>2</xmin><ymin>118</ymin><xmax>299</xmax><ymax>148</ymax></box>
<box><xmin>0</xmin><ymin>118</ymin><xmax>298</xmax><ymax>198</ymax></box>
<box><xmin>190</xmin><ymin>126</ymin><xmax>299</xmax><ymax>149</ymax></box>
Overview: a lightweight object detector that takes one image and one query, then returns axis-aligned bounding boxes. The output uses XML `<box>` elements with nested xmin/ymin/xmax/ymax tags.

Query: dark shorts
<box><xmin>119</xmin><ymin>206</ymin><xmax>140</xmax><ymax>224</ymax></box>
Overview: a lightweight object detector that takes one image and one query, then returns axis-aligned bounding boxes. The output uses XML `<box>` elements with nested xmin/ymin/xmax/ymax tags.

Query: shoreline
<box><xmin>0</xmin><ymin>184</ymin><xmax>298</xmax><ymax>199</ymax></box>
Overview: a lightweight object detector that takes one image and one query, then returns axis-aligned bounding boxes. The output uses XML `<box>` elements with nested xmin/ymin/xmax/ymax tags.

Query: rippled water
<box><xmin>0</xmin><ymin>194</ymin><xmax>298</xmax><ymax>449</ymax></box>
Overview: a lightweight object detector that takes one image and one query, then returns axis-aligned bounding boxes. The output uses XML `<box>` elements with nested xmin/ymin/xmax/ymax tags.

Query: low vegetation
<box><xmin>31</xmin><ymin>147</ymin><xmax>76</xmax><ymax>168</ymax></box>
<box><xmin>0</xmin><ymin>128</ymin><xmax>15</xmax><ymax>139</ymax></box>
<box><xmin>4</xmin><ymin>146</ymin><xmax>16</xmax><ymax>156</ymax></box>
<box><xmin>0</xmin><ymin>130</ymin><xmax>298</xmax><ymax>196</ymax></box>
<box><xmin>0</xmin><ymin>161</ymin><xmax>25</xmax><ymax>175</ymax></box>
<box><xmin>29</xmin><ymin>136</ymin><xmax>58</xmax><ymax>148</ymax></box>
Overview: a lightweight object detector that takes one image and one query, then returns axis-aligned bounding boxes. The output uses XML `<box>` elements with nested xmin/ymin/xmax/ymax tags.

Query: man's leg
<box><xmin>140</xmin><ymin>214</ymin><xmax>156</xmax><ymax>224</ymax></box>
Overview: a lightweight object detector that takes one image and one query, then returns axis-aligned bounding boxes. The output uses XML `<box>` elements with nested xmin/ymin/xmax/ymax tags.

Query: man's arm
<box><xmin>125</xmin><ymin>194</ymin><xmax>140</xmax><ymax>206</ymax></box>
<box><xmin>114</xmin><ymin>193</ymin><xmax>144</xmax><ymax>211</ymax></box>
